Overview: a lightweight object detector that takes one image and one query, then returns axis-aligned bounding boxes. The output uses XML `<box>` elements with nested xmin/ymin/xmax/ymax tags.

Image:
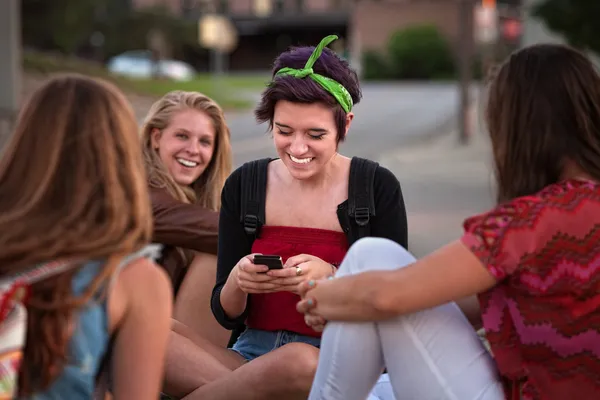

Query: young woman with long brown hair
<box><xmin>299</xmin><ymin>43</ymin><xmax>600</xmax><ymax>400</ymax></box>
<box><xmin>0</xmin><ymin>74</ymin><xmax>172</xmax><ymax>399</ymax></box>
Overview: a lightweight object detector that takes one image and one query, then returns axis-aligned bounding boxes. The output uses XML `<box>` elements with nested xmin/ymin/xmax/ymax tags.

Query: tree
<box><xmin>22</xmin><ymin>0</ymin><xmax>104</xmax><ymax>54</ymax></box>
<box><xmin>532</xmin><ymin>0</ymin><xmax>600</xmax><ymax>55</ymax></box>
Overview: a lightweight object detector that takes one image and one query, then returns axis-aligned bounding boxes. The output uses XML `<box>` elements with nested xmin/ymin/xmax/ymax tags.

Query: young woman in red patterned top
<box><xmin>298</xmin><ymin>43</ymin><xmax>600</xmax><ymax>400</ymax></box>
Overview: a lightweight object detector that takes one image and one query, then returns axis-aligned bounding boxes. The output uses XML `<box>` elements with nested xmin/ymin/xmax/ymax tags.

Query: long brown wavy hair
<box><xmin>0</xmin><ymin>74</ymin><xmax>152</xmax><ymax>395</ymax></box>
<box><xmin>140</xmin><ymin>90</ymin><xmax>232</xmax><ymax>210</ymax></box>
<box><xmin>486</xmin><ymin>44</ymin><xmax>600</xmax><ymax>203</ymax></box>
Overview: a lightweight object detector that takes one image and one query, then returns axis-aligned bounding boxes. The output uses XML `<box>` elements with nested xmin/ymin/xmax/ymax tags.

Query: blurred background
<box><xmin>1</xmin><ymin>0</ymin><xmax>596</xmax><ymax>254</ymax></box>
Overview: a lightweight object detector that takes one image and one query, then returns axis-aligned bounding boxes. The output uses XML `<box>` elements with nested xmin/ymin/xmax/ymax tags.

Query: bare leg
<box><xmin>171</xmin><ymin>319</ymin><xmax>242</xmax><ymax>371</ymax></box>
<box><xmin>163</xmin><ymin>321</ymin><xmax>246</xmax><ymax>398</ymax></box>
<box><xmin>183</xmin><ymin>343</ymin><xmax>319</xmax><ymax>400</ymax></box>
<box><xmin>174</xmin><ymin>253</ymin><xmax>230</xmax><ymax>348</ymax></box>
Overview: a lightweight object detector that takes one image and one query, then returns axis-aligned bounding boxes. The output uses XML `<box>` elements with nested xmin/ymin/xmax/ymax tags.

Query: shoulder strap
<box><xmin>107</xmin><ymin>244</ymin><xmax>163</xmax><ymax>291</ymax></box>
<box><xmin>240</xmin><ymin>158</ymin><xmax>270</xmax><ymax>241</ymax></box>
<box><xmin>347</xmin><ymin>157</ymin><xmax>379</xmax><ymax>240</ymax></box>
<box><xmin>0</xmin><ymin>244</ymin><xmax>163</xmax><ymax>291</ymax></box>
<box><xmin>0</xmin><ymin>260</ymin><xmax>78</xmax><ymax>296</ymax></box>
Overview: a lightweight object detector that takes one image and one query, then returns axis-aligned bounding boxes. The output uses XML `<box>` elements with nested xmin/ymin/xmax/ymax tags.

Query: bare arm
<box><xmin>109</xmin><ymin>258</ymin><xmax>173</xmax><ymax>400</ymax></box>
<box><xmin>298</xmin><ymin>240</ymin><xmax>497</xmax><ymax>322</ymax></box>
<box><xmin>377</xmin><ymin>240</ymin><xmax>497</xmax><ymax>316</ymax></box>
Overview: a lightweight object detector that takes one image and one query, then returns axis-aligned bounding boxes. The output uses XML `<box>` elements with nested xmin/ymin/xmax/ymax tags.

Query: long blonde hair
<box><xmin>141</xmin><ymin>91</ymin><xmax>232</xmax><ymax>210</ymax></box>
<box><xmin>0</xmin><ymin>74</ymin><xmax>152</xmax><ymax>395</ymax></box>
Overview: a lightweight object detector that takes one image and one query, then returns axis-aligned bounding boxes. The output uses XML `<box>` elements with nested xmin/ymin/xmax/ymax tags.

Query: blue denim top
<box><xmin>25</xmin><ymin>245</ymin><xmax>162</xmax><ymax>399</ymax></box>
<box><xmin>28</xmin><ymin>260</ymin><xmax>109</xmax><ymax>400</ymax></box>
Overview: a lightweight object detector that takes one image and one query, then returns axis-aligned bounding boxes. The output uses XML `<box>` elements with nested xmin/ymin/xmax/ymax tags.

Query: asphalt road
<box><xmin>226</xmin><ymin>82</ymin><xmax>480</xmax><ymax>168</ymax></box>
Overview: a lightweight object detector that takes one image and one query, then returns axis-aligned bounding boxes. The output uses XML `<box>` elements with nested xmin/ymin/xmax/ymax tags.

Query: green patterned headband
<box><xmin>274</xmin><ymin>35</ymin><xmax>354</xmax><ymax>113</ymax></box>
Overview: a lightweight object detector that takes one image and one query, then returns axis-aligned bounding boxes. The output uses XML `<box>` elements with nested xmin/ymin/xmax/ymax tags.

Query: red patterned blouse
<box><xmin>461</xmin><ymin>179</ymin><xmax>600</xmax><ymax>400</ymax></box>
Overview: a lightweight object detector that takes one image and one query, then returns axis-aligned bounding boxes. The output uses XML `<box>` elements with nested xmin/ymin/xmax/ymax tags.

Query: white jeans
<box><xmin>309</xmin><ymin>238</ymin><xmax>504</xmax><ymax>400</ymax></box>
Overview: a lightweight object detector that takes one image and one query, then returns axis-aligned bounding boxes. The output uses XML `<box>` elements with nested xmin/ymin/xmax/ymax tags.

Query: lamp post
<box><xmin>458</xmin><ymin>0</ymin><xmax>475</xmax><ymax>145</ymax></box>
<box><xmin>198</xmin><ymin>13</ymin><xmax>238</xmax><ymax>91</ymax></box>
<box><xmin>475</xmin><ymin>0</ymin><xmax>499</xmax><ymax>78</ymax></box>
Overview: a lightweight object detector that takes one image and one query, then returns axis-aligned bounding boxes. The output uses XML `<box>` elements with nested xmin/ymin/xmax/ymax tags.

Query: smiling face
<box><xmin>151</xmin><ymin>108</ymin><xmax>216</xmax><ymax>186</ymax></box>
<box><xmin>273</xmin><ymin>100</ymin><xmax>353</xmax><ymax>181</ymax></box>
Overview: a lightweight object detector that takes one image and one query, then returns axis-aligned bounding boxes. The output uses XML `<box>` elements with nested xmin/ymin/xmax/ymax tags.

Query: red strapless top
<box><xmin>246</xmin><ymin>226</ymin><xmax>348</xmax><ymax>337</ymax></box>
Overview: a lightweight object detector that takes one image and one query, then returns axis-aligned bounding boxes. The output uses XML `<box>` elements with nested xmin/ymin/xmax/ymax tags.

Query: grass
<box><xmin>23</xmin><ymin>51</ymin><xmax>269</xmax><ymax>110</ymax></box>
<box><xmin>127</xmin><ymin>75</ymin><xmax>266</xmax><ymax>108</ymax></box>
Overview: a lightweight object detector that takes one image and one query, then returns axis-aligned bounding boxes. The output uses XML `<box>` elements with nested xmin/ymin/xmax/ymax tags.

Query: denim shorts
<box><xmin>231</xmin><ymin>328</ymin><xmax>321</xmax><ymax>361</ymax></box>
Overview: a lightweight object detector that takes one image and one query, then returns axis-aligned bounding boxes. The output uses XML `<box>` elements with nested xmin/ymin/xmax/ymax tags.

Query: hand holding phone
<box><xmin>253</xmin><ymin>255</ymin><xmax>284</xmax><ymax>270</ymax></box>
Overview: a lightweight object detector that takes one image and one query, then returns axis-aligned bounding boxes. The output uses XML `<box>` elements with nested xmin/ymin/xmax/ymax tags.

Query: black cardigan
<box><xmin>211</xmin><ymin>159</ymin><xmax>408</xmax><ymax>330</ymax></box>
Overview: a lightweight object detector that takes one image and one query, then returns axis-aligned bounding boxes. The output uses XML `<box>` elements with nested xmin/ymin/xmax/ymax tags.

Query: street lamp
<box><xmin>458</xmin><ymin>0</ymin><xmax>475</xmax><ymax>145</ymax></box>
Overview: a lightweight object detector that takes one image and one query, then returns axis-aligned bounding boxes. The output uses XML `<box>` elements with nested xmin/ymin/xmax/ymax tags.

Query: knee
<box><xmin>349</xmin><ymin>237</ymin><xmax>401</xmax><ymax>256</ymax></box>
<box><xmin>341</xmin><ymin>237</ymin><xmax>414</xmax><ymax>275</ymax></box>
<box><xmin>270</xmin><ymin>343</ymin><xmax>319</xmax><ymax>390</ymax></box>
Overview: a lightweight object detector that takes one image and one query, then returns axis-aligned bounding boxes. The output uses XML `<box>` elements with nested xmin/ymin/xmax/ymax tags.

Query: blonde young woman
<box><xmin>140</xmin><ymin>90</ymin><xmax>232</xmax><ymax>348</ymax></box>
<box><xmin>0</xmin><ymin>74</ymin><xmax>172</xmax><ymax>399</ymax></box>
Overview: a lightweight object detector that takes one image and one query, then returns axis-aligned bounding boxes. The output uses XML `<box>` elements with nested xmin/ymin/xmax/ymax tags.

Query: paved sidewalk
<box><xmin>378</xmin><ymin>121</ymin><xmax>496</xmax><ymax>258</ymax></box>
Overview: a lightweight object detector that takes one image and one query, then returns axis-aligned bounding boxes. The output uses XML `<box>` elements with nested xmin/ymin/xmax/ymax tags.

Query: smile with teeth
<box><xmin>177</xmin><ymin>158</ymin><xmax>199</xmax><ymax>168</ymax></box>
<box><xmin>289</xmin><ymin>154</ymin><xmax>314</xmax><ymax>164</ymax></box>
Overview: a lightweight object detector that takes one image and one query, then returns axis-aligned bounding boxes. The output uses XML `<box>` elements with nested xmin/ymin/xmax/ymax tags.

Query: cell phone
<box><xmin>253</xmin><ymin>255</ymin><xmax>284</xmax><ymax>270</ymax></box>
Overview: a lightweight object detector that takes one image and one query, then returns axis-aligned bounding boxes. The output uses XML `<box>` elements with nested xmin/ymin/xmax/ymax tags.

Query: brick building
<box><xmin>129</xmin><ymin>0</ymin><xmax>520</xmax><ymax>72</ymax></box>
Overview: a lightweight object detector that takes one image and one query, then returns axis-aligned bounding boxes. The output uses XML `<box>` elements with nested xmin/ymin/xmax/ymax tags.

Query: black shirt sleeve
<box><xmin>210</xmin><ymin>167</ymin><xmax>252</xmax><ymax>330</ymax></box>
<box><xmin>371</xmin><ymin>165</ymin><xmax>409</xmax><ymax>248</ymax></box>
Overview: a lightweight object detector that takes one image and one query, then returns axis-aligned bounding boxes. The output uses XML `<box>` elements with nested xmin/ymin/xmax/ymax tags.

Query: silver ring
<box><xmin>296</xmin><ymin>266</ymin><xmax>303</xmax><ymax>276</ymax></box>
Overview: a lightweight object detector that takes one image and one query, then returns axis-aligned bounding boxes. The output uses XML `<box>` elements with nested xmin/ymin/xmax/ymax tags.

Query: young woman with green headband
<box><xmin>171</xmin><ymin>35</ymin><xmax>409</xmax><ymax>399</ymax></box>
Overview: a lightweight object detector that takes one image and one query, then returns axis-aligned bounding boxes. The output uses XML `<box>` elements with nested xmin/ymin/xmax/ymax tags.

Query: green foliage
<box><xmin>21</xmin><ymin>0</ymin><xmax>199</xmax><ymax>60</ymax></box>
<box><xmin>361</xmin><ymin>25</ymin><xmax>457</xmax><ymax>81</ymax></box>
<box><xmin>22</xmin><ymin>0</ymin><xmax>103</xmax><ymax>54</ymax></box>
<box><xmin>387</xmin><ymin>25</ymin><xmax>456</xmax><ymax>80</ymax></box>
<box><xmin>98</xmin><ymin>6</ymin><xmax>199</xmax><ymax>60</ymax></box>
<box><xmin>532</xmin><ymin>0</ymin><xmax>600</xmax><ymax>55</ymax></box>
<box><xmin>362</xmin><ymin>51</ymin><xmax>391</xmax><ymax>80</ymax></box>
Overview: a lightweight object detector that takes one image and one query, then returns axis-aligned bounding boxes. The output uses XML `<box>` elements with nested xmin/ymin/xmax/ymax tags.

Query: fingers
<box><xmin>237</xmin><ymin>279</ymin><xmax>281</xmax><ymax>294</ymax></box>
<box><xmin>266</xmin><ymin>267</ymin><xmax>298</xmax><ymax>278</ymax></box>
<box><xmin>238</xmin><ymin>256</ymin><xmax>269</xmax><ymax>274</ymax></box>
<box><xmin>236</xmin><ymin>254</ymin><xmax>283</xmax><ymax>294</ymax></box>
<box><xmin>237</xmin><ymin>269</ymin><xmax>276</xmax><ymax>283</ymax></box>
<box><xmin>241</xmin><ymin>287</ymin><xmax>281</xmax><ymax>294</ymax></box>
<box><xmin>284</xmin><ymin>254</ymin><xmax>313</xmax><ymax>268</ymax></box>
<box><xmin>267</xmin><ymin>276</ymin><xmax>305</xmax><ymax>286</ymax></box>
<box><xmin>296</xmin><ymin>297</ymin><xmax>316</xmax><ymax>314</ymax></box>
<box><xmin>304</xmin><ymin>313</ymin><xmax>326</xmax><ymax>331</ymax></box>
<box><xmin>298</xmin><ymin>279</ymin><xmax>317</xmax><ymax>298</ymax></box>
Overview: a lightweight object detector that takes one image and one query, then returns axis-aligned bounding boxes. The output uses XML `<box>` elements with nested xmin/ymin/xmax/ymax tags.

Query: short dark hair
<box><xmin>255</xmin><ymin>45</ymin><xmax>362</xmax><ymax>142</ymax></box>
<box><xmin>486</xmin><ymin>43</ymin><xmax>600</xmax><ymax>203</ymax></box>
